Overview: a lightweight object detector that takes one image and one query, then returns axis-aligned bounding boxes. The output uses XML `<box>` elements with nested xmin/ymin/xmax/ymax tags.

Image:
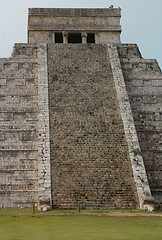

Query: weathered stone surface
<box><xmin>108</xmin><ymin>44</ymin><xmax>154</xmax><ymax>211</ymax></box>
<box><xmin>37</xmin><ymin>43</ymin><xmax>52</xmax><ymax>211</ymax></box>
<box><xmin>28</xmin><ymin>8</ymin><xmax>121</xmax><ymax>44</ymax></box>
<box><xmin>0</xmin><ymin>44</ymin><xmax>38</xmax><ymax>208</ymax></box>
<box><xmin>0</xmin><ymin>8</ymin><xmax>161</xmax><ymax>210</ymax></box>
<box><xmin>47</xmin><ymin>44</ymin><xmax>138</xmax><ymax>209</ymax></box>
<box><xmin>118</xmin><ymin>44</ymin><xmax>162</xmax><ymax>207</ymax></box>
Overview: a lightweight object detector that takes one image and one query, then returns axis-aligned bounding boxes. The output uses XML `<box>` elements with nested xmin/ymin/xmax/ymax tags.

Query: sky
<box><xmin>0</xmin><ymin>0</ymin><xmax>162</xmax><ymax>69</ymax></box>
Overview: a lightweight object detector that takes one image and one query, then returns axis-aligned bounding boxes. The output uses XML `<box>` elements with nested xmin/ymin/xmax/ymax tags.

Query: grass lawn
<box><xmin>0</xmin><ymin>209</ymin><xmax>161</xmax><ymax>240</ymax></box>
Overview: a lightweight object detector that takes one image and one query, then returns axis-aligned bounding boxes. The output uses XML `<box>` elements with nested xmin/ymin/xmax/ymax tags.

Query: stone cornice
<box><xmin>29</xmin><ymin>8</ymin><xmax>121</xmax><ymax>17</ymax></box>
<box><xmin>28</xmin><ymin>26</ymin><xmax>121</xmax><ymax>32</ymax></box>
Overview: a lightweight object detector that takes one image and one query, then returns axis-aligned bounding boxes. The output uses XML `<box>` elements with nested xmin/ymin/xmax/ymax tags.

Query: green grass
<box><xmin>0</xmin><ymin>209</ymin><xmax>161</xmax><ymax>240</ymax></box>
<box><xmin>0</xmin><ymin>207</ymin><xmax>161</xmax><ymax>215</ymax></box>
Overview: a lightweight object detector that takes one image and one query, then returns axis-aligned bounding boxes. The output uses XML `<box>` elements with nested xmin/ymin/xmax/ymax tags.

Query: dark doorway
<box><xmin>55</xmin><ymin>33</ymin><xmax>63</xmax><ymax>43</ymax></box>
<box><xmin>87</xmin><ymin>33</ymin><xmax>95</xmax><ymax>43</ymax></box>
<box><xmin>68</xmin><ymin>33</ymin><xmax>82</xmax><ymax>43</ymax></box>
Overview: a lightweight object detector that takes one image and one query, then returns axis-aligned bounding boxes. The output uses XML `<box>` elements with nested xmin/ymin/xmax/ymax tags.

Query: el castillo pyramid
<box><xmin>0</xmin><ymin>8</ymin><xmax>161</xmax><ymax>211</ymax></box>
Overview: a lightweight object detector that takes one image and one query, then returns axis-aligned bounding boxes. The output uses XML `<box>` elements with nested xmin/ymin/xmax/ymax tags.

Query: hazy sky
<box><xmin>0</xmin><ymin>0</ymin><xmax>162</xmax><ymax>69</ymax></box>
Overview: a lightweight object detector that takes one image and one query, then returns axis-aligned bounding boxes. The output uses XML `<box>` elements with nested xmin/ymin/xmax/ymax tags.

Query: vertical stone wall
<box><xmin>0</xmin><ymin>44</ymin><xmax>38</xmax><ymax>207</ymax></box>
<box><xmin>48</xmin><ymin>44</ymin><xmax>138</xmax><ymax>209</ymax></box>
<box><xmin>118</xmin><ymin>44</ymin><xmax>162</xmax><ymax>207</ymax></box>
<box><xmin>37</xmin><ymin>43</ymin><xmax>52</xmax><ymax>211</ymax></box>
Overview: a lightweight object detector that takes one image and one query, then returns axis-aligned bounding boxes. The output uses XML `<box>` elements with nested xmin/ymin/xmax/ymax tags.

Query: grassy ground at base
<box><xmin>0</xmin><ymin>209</ymin><xmax>161</xmax><ymax>240</ymax></box>
<box><xmin>0</xmin><ymin>207</ymin><xmax>162</xmax><ymax>215</ymax></box>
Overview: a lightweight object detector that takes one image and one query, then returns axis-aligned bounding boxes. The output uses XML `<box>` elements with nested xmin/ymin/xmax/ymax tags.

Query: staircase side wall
<box><xmin>108</xmin><ymin>44</ymin><xmax>154</xmax><ymax>210</ymax></box>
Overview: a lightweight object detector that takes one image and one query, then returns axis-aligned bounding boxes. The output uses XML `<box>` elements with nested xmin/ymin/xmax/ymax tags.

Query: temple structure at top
<box><xmin>28</xmin><ymin>8</ymin><xmax>121</xmax><ymax>44</ymax></box>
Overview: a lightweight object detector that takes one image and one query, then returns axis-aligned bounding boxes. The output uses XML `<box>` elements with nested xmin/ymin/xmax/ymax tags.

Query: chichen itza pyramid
<box><xmin>0</xmin><ymin>8</ymin><xmax>161</xmax><ymax>211</ymax></box>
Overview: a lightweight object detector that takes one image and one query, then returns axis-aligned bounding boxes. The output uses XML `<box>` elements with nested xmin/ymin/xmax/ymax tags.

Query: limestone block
<box><xmin>141</xmin><ymin>196</ymin><xmax>155</xmax><ymax>211</ymax></box>
<box><xmin>0</xmin><ymin>79</ymin><xmax>6</xmax><ymax>85</ymax></box>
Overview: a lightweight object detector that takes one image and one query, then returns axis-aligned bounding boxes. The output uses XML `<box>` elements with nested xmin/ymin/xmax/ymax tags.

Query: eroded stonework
<box><xmin>0</xmin><ymin>44</ymin><xmax>38</xmax><ymax>207</ymax></box>
<box><xmin>0</xmin><ymin>8</ymin><xmax>161</xmax><ymax>210</ymax></box>
<box><xmin>118</xmin><ymin>44</ymin><xmax>162</xmax><ymax>207</ymax></box>
<box><xmin>48</xmin><ymin>44</ymin><xmax>138</xmax><ymax>209</ymax></box>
